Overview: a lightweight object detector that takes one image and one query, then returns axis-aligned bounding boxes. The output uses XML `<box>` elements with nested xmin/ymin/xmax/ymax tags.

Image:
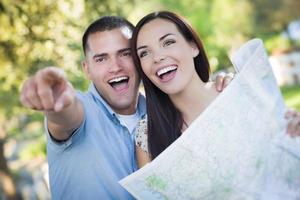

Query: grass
<box><xmin>281</xmin><ymin>85</ymin><xmax>300</xmax><ymax>111</ymax></box>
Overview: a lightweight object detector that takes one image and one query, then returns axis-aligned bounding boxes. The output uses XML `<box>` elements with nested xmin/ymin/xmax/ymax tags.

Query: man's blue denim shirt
<box><xmin>45</xmin><ymin>83</ymin><xmax>146</xmax><ymax>199</ymax></box>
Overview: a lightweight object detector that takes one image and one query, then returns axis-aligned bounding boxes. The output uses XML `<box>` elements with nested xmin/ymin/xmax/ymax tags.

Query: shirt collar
<box><xmin>88</xmin><ymin>82</ymin><xmax>146</xmax><ymax>118</ymax></box>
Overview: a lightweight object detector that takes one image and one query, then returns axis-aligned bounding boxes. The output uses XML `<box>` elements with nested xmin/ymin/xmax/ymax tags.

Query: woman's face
<box><xmin>136</xmin><ymin>18</ymin><xmax>200</xmax><ymax>95</ymax></box>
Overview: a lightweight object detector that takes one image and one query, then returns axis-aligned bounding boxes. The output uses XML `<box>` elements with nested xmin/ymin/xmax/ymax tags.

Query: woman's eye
<box><xmin>139</xmin><ymin>51</ymin><xmax>149</xmax><ymax>58</ymax></box>
<box><xmin>164</xmin><ymin>39</ymin><xmax>175</xmax><ymax>46</ymax></box>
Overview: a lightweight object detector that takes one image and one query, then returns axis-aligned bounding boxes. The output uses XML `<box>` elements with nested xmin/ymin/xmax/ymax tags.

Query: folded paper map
<box><xmin>120</xmin><ymin>39</ymin><xmax>300</xmax><ymax>200</ymax></box>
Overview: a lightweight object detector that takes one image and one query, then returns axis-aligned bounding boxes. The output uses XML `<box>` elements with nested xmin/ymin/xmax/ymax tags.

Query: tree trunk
<box><xmin>0</xmin><ymin>125</ymin><xmax>19</xmax><ymax>200</ymax></box>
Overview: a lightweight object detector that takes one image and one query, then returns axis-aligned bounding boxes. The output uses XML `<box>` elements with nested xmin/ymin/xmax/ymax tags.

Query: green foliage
<box><xmin>251</xmin><ymin>0</ymin><xmax>300</xmax><ymax>37</ymax></box>
<box><xmin>281</xmin><ymin>85</ymin><xmax>300</xmax><ymax>111</ymax></box>
<box><xmin>19</xmin><ymin>137</ymin><xmax>47</xmax><ymax>160</ymax></box>
<box><xmin>0</xmin><ymin>0</ymin><xmax>136</xmax><ymax>169</ymax></box>
<box><xmin>264</xmin><ymin>35</ymin><xmax>293</xmax><ymax>54</ymax></box>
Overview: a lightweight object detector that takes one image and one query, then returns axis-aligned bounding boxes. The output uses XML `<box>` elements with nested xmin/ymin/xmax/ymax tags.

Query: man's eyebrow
<box><xmin>93</xmin><ymin>53</ymin><xmax>107</xmax><ymax>60</ymax></box>
<box><xmin>118</xmin><ymin>48</ymin><xmax>131</xmax><ymax>54</ymax></box>
<box><xmin>137</xmin><ymin>33</ymin><xmax>175</xmax><ymax>51</ymax></box>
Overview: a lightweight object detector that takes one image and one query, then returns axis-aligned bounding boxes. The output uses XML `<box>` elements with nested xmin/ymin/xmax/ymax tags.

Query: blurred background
<box><xmin>0</xmin><ymin>0</ymin><xmax>300</xmax><ymax>199</ymax></box>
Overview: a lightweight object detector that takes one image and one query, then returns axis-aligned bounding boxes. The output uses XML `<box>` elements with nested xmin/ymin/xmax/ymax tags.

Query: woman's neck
<box><xmin>169</xmin><ymin>75</ymin><xmax>219</xmax><ymax>127</ymax></box>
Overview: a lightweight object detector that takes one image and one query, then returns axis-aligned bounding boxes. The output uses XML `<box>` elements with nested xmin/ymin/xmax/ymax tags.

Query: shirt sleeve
<box><xmin>135</xmin><ymin>117</ymin><xmax>149</xmax><ymax>154</ymax></box>
<box><xmin>45</xmin><ymin>92</ymin><xmax>87</xmax><ymax>153</ymax></box>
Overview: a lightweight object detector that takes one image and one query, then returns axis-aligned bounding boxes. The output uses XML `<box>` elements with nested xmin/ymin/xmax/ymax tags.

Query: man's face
<box><xmin>83</xmin><ymin>28</ymin><xmax>140</xmax><ymax>115</ymax></box>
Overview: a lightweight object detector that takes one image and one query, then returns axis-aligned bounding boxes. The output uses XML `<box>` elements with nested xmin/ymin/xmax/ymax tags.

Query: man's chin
<box><xmin>113</xmin><ymin>96</ymin><xmax>138</xmax><ymax>114</ymax></box>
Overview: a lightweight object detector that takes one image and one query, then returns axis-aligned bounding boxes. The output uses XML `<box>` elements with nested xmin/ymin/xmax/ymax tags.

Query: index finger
<box><xmin>36</xmin><ymin>68</ymin><xmax>67</xmax><ymax>110</ymax></box>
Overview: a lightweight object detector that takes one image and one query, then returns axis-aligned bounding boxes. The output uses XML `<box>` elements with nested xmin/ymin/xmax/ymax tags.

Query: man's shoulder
<box><xmin>75</xmin><ymin>89</ymin><xmax>110</xmax><ymax>119</ymax></box>
<box><xmin>75</xmin><ymin>90</ymin><xmax>98</xmax><ymax>107</ymax></box>
<box><xmin>76</xmin><ymin>90</ymin><xmax>91</xmax><ymax>100</ymax></box>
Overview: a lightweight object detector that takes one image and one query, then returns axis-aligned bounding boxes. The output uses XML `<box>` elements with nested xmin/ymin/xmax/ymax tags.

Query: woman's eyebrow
<box><xmin>137</xmin><ymin>33</ymin><xmax>175</xmax><ymax>51</ymax></box>
<box><xmin>159</xmin><ymin>33</ymin><xmax>175</xmax><ymax>41</ymax></box>
<box><xmin>137</xmin><ymin>45</ymin><xmax>147</xmax><ymax>51</ymax></box>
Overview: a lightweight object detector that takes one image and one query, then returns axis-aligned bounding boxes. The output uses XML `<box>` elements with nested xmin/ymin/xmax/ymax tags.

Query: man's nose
<box><xmin>108</xmin><ymin>58</ymin><xmax>122</xmax><ymax>73</ymax></box>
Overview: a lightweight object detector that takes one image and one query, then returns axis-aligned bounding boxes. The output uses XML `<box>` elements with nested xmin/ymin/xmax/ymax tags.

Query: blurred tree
<box><xmin>208</xmin><ymin>0</ymin><xmax>254</xmax><ymax>69</ymax></box>
<box><xmin>250</xmin><ymin>0</ymin><xmax>300</xmax><ymax>51</ymax></box>
<box><xmin>84</xmin><ymin>0</ymin><xmax>135</xmax><ymax>22</ymax></box>
<box><xmin>0</xmin><ymin>0</ymin><xmax>83</xmax><ymax>198</ymax></box>
<box><xmin>0</xmin><ymin>0</ymin><xmax>135</xmax><ymax>198</ymax></box>
<box><xmin>251</xmin><ymin>0</ymin><xmax>300</xmax><ymax>36</ymax></box>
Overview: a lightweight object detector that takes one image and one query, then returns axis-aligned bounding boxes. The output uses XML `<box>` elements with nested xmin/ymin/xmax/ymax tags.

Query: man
<box><xmin>20</xmin><ymin>16</ymin><xmax>300</xmax><ymax>199</ymax></box>
<box><xmin>21</xmin><ymin>16</ymin><xmax>144</xmax><ymax>199</ymax></box>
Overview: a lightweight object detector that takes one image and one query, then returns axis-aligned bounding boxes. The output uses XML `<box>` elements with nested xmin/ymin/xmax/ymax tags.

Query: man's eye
<box><xmin>95</xmin><ymin>57</ymin><xmax>105</xmax><ymax>63</ymax></box>
<box><xmin>122</xmin><ymin>51</ymin><xmax>131</xmax><ymax>57</ymax></box>
<box><xmin>164</xmin><ymin>39</ymin><xmax>175</xmax><ymax>47</ymax></box>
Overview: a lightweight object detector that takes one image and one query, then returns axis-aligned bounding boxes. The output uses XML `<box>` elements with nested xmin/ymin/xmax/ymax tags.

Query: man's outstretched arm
<box><xmin>20</xmin><ymin>67</ymin><xmax>84</xmax><ymax>141</ymax></box>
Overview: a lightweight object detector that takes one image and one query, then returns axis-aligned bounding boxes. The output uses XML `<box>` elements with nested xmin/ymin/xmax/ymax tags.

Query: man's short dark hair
<box><xmin>82</xmin><ymin>16</ymin><xmax>135</xmax><ymax>56</ymax></box>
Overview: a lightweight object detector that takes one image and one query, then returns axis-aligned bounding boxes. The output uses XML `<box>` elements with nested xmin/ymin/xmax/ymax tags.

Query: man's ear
<box><xmin>82</xmin><ymin>60</ymin><xmax>91</xmax><ymax>80</ymax></box>
<box><xmin>190</xmin><ymin>42</ymin><xmax>199</xmax><ymax>58</ymax></box>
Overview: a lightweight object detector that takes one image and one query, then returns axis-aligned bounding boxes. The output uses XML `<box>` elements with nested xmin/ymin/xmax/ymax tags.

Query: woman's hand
<box><xmin>215</xmin><ymin>72</ymin><xmax>235</xmax><ymax>92</ymax></box>
<box><xmin>286</xmin><ymin>109</ymin><xmax>300</xmax><ymax>137</ymax></box>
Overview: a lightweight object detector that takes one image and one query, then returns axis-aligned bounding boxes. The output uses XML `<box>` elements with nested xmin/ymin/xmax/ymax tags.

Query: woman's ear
<box><xmin>190</xmin><ymin>42</ymin><xmax>199</xmax><ymax>58</ymax></box>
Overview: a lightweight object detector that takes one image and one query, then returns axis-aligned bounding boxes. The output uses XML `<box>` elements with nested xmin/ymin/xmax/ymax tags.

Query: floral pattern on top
<box><xmin>135</xmin><ymin>117</ymin><xmax>149</xmax><ymax>154</ymax></box>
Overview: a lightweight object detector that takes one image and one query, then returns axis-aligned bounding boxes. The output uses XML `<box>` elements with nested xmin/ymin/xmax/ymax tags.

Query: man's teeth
<box><xmin>157</xmin><ymin>66</ymin><xmax>177</xmax><ymax>77</ymax></box>
<box><xmin>108</xmin><ymin>76</ymin><xmax>128</xmax><ymax>83</ymax></box>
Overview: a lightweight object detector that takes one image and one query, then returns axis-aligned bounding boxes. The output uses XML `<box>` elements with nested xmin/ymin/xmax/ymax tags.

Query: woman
<box><xmin>131</xmin><ymin>11</ymin><xmax>300</xmax><ymax>168</ymax></box>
